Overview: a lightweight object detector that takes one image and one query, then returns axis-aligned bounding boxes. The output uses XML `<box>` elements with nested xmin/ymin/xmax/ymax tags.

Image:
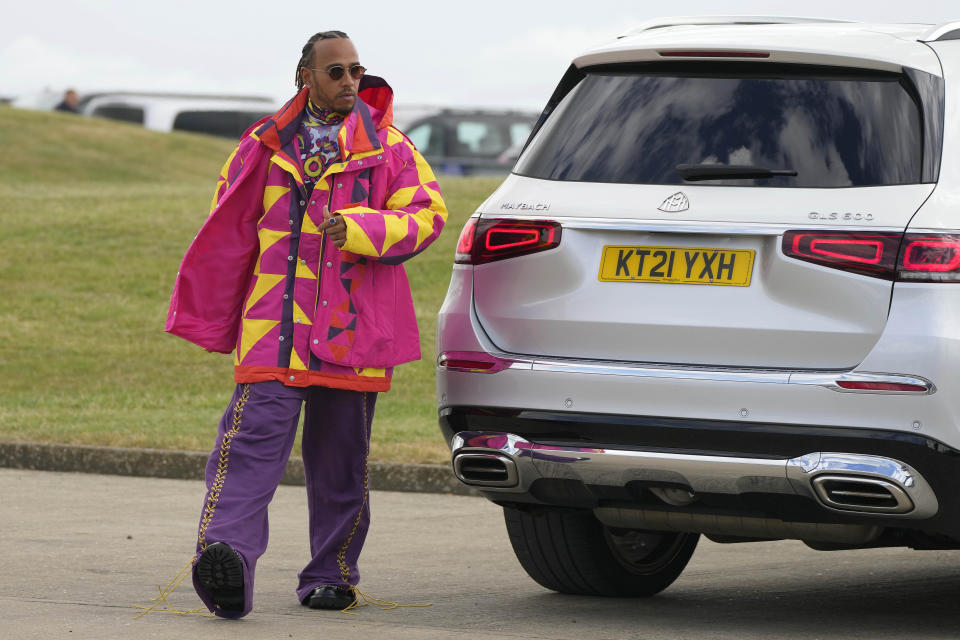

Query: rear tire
<box><xmin>503</xmin><ymin>507</ymin><xmax>699</xmax><ymax>597</ymax></box>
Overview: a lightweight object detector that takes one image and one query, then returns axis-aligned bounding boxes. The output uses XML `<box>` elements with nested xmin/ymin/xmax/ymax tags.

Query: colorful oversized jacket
<box><xmin>165</xmin><ymin>77</ymin><xmax>448</xmax><ymax>392</ymax></box>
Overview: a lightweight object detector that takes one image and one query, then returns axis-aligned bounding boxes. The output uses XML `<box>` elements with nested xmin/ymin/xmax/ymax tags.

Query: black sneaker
<box><xmin>195</xmin><ymin>542</ymin><xmax>244</xmax><ymax>612</ymax></box>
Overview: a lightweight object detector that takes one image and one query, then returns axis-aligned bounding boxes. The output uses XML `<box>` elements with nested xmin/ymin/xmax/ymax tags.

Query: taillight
<box><xmin>897</xmin><ymin>234</ymin><xmax>960</xmax><ymax>282</ymax></box>
<box><xmin>783</xmin><ymin>230</ymin><xmax>960</xmax><ymax>282</ymax></box>
<box><xmin>782</xmin><ymin>231</ymin><xmax>901</xmax><ymax>279</ymax></box>
<box><xmin>455</xmin><ymin>218</ymin><xmax>562</xmax><ymax>265</ymax></box>
<box><xmin>454</xmin><ymin>217</ymin><xmax>478</xmax><ymax>263</ymax></box>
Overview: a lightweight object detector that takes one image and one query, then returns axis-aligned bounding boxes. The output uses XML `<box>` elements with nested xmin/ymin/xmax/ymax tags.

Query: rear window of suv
<box><xmin>516</xmin><ymin>63</ymin><xmax>930</xmax><ymax>187</ymax></box>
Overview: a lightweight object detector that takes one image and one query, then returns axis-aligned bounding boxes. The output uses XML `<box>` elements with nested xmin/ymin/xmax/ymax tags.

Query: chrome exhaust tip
<box><xmin>453</xmin><ymin>452</ymin><xmax>519</xmax><ymax>487</ymax></box>
<box><xmin>811</xmin><ymin>475</ymin><xmax>914</xmax><ymax>514</ymax></box>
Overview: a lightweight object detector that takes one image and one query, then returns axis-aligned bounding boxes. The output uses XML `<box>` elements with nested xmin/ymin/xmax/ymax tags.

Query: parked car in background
<box><xmin>78</xmin><ymin>92</ymin><xmax>278</xmax><ymax>139</ymax></box>
<box><xmin>396</xmin><ymin>107</ymin><xmax>538</xmax><ymax>176</ymax></box>
<box><xmin>438</xmin><ymin>16</ymin><xmax>960</xmax><ymax>599</ymax></box>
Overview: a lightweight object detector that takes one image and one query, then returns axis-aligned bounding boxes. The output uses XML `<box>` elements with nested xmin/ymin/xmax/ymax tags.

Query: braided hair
<box><xmin>295</xmin><ymin>30</ymin><xmax>350</xmax><ymax>90</ymax></box>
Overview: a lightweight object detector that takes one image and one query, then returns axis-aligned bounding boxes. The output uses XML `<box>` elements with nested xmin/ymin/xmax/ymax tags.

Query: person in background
<box><xmin>54</xmin><ymin>89</ymin><xmax>79</xmax><ymax>113</ymax></box>
<box><xmin>164</xmin><ymin>29</ymin><xmax>447</xmax><ymax>618</ymax></box>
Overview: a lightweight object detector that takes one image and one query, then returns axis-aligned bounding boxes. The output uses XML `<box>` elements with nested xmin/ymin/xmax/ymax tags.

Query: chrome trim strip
<box><xmin>468</xmin><ymin>351</ymin><xmax>935</xmax><ymax>394</ymax></box>
<box><xmin>530</xmin><ymin>358</ymin><xmax>790</xmax><ymax>384</ymax></box>
<box><xmin>481</xmin><ymin>214</ymin><xmax>905</xmax><ymax>236</ymax></box>
<box><xmin>451</xmin><ymin>432</ymin><xmax>939</xmax><ymax>520</ymax></box>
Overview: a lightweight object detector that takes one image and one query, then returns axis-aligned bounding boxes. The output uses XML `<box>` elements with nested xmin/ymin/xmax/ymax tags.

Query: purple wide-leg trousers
<box><xmin>191</xmin><ymin>380</ymin><xmax>376</xmax><ymax>618</ymax></box>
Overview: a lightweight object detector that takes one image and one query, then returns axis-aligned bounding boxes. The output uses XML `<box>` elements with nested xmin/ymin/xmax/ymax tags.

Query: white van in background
<box><xmin>78</xmin><ymin>92</ymin><xmax>278</xmax><ymax>139</ymax></box>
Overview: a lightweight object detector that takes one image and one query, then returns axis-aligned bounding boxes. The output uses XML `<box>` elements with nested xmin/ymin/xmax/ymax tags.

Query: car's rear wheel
<box><xmin>503</xmin><ymin>506</ymin><xmax>699</xmax><ymax>597</ymax></box>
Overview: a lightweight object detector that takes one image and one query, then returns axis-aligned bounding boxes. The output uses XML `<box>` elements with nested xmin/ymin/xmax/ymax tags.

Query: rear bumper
<box><xmin>440</xmin><ymin>408</ymin><xmax>960</xmax><ymax>538</ymax></box>
<box><xmin>438</xmin><ymin>268</ymin><xmax>960</xmax><ymax>454</ymax></box>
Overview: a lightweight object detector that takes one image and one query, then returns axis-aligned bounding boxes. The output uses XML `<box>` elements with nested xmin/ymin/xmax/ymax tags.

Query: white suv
<box><xmin>436</xmin><ymin>16</ymin><xmax>960</xmax><ymax>597</ymax></box>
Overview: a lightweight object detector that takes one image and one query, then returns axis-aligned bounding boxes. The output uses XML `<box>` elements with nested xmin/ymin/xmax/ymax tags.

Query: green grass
<box><xmin>0</xmin><ymin>105</ymin><xmax>502</xmax><ymax>464</ymax></box>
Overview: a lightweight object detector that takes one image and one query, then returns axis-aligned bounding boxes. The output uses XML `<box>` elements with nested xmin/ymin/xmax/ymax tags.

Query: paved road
<box><xmin>3</xmin><ymin>468</ymin><xmax>960</xmax><ymax>639</ymax></box>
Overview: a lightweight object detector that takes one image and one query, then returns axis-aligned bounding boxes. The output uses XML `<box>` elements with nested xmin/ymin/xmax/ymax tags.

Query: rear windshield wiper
<box><xmin>676</xmin><ymin>164</ymin><xmax>798</xmax><ymax>181</ymax></box>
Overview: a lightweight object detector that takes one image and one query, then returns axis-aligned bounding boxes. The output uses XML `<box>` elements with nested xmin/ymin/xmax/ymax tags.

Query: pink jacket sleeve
<box><xmin>337</xmin><ymin>130</ymin><xmax>448</xmax><ymax>264</ymax></box>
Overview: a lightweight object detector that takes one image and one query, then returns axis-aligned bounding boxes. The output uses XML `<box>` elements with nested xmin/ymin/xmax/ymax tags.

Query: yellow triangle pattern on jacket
<box><xmin>289</xmin><ymin>343</ymin><xmax>308</xmax><ymax>371</ymax></box>
<box><xmin>238</xmin><ymin>319</ymin><xmax>279</xmax><ymax>363</ymax></box>
<box><xmin>342</xmin><ymin>217</ymin><xmax>379</xmax><ymax>256</ymax></box>
<box><xmin>295</xmin><ymin>259</ymin><xmax>317</xmax><ymax>279</ymax></box>
<box><xmin>386</xmin><ymin>185</ymin><xmax>419</xmax><ymax>208</ymax></box>
<box><xmin>380</xmin><ymin>213</ymin><xmax>410</xmax><ymax>256</ymax></box>
<box><xmin>244</xmin><ymin>273</ymin><xmax>286</xmax><ymax>315</ymax></box>
<box><xmin>254</xmin><ymin>229</ymin><xmax>291</xmax><ymax>273</ymax></box>
<box><xmin>262</xmin><ymin>185</ymin><xmax>290</xmax><ymax>217</ymax></box>
<box><xmin>292</xmin><ymin>302</ymin><xmax>312</xmax><ymax>325</ymax></box>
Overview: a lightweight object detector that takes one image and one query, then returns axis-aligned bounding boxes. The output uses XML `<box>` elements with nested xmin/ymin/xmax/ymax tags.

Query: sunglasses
<box><xmin>310</xmin><ymin>64</ymin><xmax>366</xmax><ymax>81</ymax></box>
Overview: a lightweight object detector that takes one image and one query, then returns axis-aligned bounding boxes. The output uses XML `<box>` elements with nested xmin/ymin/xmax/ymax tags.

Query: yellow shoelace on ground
<box><xmin>340</xmin><ymin>586</ymin><xmax>433</xmax><ymax>615</ymax></box>
<box><xmin>131</xmin><ymin>557</ymin><xmax>214</xmax><ymax>619</ymax></box>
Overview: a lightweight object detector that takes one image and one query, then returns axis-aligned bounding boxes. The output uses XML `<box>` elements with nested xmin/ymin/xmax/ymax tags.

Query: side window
<box><xmin>509</xmin><ymin>122</ymin><xmax>533</xmax><ymax>147</ymax></box>
<box><xmin>406</xmin><ymin>122</ymin><xmax>444</xmax><ymax>156</ymax></box>
<box><xmin>91</xmin><ymin>104</ymin><xmax>145</xmax><ymax>124</ymax></box>
<box><xmin>173</xmin><ymin>110</ymin><xmax>271</xmax><ymax>139</ymax></box>
<box><xmin>453</xmin><ymin>121</ymin><xmax>505</xmax><ymax>157</ymax></box>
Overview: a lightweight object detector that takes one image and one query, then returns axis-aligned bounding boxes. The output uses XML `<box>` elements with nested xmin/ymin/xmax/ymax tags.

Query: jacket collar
<box><xmin>252</xmin><ymin>75</ymin><xmax>395</xmax><ymax>160</ymax></box>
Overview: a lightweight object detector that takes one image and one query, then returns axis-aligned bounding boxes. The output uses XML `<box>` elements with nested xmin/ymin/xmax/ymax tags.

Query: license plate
<box><xmin>598</xmin><ymin>245</ymin><xmax>755</xmax><ymax>286</ymax></box>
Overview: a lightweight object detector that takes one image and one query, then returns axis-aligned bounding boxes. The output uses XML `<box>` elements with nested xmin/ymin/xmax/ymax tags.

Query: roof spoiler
<box><xmin>617</xmin><ymin>16</ymin><xmax>851</xmax><ymax>39</ymax></box>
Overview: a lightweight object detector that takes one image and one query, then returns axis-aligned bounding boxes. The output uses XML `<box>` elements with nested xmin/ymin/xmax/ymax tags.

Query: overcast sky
<box><xmin>1</xmin><ymin>0</ymin><xmax>956</xmax><ymax>111</ymax></box>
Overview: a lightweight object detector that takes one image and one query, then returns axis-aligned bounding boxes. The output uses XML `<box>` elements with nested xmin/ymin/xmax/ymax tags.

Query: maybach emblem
<box><xmin>500</xmin><ymin>201</ymin><xmax>551</xmax><ymax>211</ymax></box>
<box><xmin>659</xmin><ymin>192</ymin><xmax>689</xmax><ymax>212</ymax></box>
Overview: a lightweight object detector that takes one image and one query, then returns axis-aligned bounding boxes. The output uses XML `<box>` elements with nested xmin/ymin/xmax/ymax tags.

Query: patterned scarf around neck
<box><xmin>297</xmin><ymin>99</ymin><xmax>346</xmax><ymax>192</ymax></box>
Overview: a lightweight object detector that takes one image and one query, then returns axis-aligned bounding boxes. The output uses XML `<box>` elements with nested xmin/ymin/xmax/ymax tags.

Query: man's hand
<box><xmin>322</xmin><ymin>205</ymin><xmax>347</xmax><ymax>248</ymax></box>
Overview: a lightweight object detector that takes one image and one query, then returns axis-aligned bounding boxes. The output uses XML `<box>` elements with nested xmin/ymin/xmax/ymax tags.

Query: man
<box><xmin>54</xmin><ymin>89</ymin><xmax>79</xmax><ymax>113</ymax></box>
<box><xmin>164</xmin><ymin>30</ymin><xmax>447</xmax><ymax>618</ymax></box>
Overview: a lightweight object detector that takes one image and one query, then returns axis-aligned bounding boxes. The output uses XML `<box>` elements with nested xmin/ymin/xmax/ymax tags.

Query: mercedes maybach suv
<box><xmin>436</xmin><ymin>16</ymin><xmax>960</xmax><ymax>597</ymax></box>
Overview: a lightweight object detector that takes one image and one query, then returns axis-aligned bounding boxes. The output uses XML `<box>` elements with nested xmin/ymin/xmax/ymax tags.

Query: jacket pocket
<box><xmin>347</xmin><ymin>260</ymin><xmax>397</xmax><ymax>367</ymax></box>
